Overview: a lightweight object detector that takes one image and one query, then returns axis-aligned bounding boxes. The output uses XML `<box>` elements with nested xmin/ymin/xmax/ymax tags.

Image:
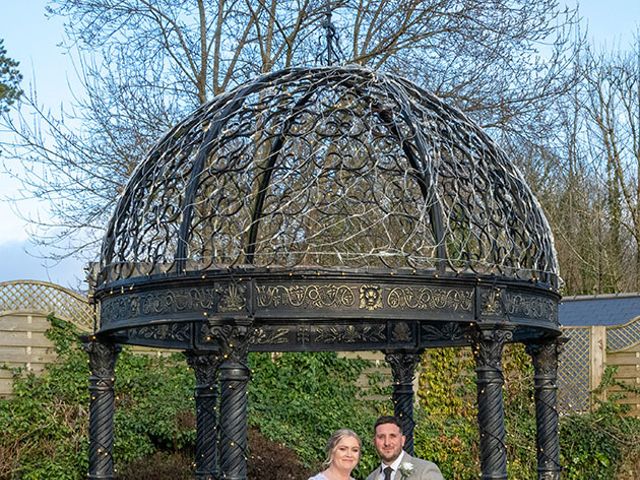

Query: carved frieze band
<box><xmin>253</xmin><ymin>327</ymin><xmax>290</xmax><ymax>345</ymax></box>
<box><xmin>204</xmin><ymin>323</ymin><xmax>387</xmax><ymax>346</ymax></box>
<box><xmin>256</xmin><ymin>284</ymin><xmax>356</xmax><ymax>309</ymax></box>
<box><xmin>421</xmin><ymin>322</ymin><xmax>465</xmax><ymax>342</ymax></box>
<box><xmin>100</xmin><ymin>281</ymin><xmax>556</xmax><ymax>330</ymax></box>
<box><xmin>479</xmin><ymin>289</ymin><xmax>557</xmax><ymax>323</ymax></box>
<box><xmin>101</xmin><ymin>283</ymin><xmax>246</xmax><ymax>325</ymax></box>
<box><xmin>313</xmin><ymin>324</ymin><xmax>387</xmax><ymax>343</ymax></box>
<box><xmin>503</xmin><ymin>293</ymin><xmax>557</xmax><ymax>323</ymax></box>
<box><xmin>387</xmin><ymin>287</ymin><xmax>473</xmax><ymax>312</ymax></box>
<box><xmin>126</xmin><ymin>323</ymin><xmax>192</xmax><ymax>343</ymax></box>
<box><xmin>256</xmin><ymin>283</ymin><xmax>473</xmax><ymax>313</ymax></box>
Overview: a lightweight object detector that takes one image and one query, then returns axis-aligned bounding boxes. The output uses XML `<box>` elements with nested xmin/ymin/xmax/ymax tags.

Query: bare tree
<box><xmin>577</xmin><ymin>37</ymin><xmax>640</xmax><ymax>292</ymax></box>
<box><xmin>528</xmin><ymin>35</ymin><xmax>640</xmax><ymax>295</ymax></box>
<box><xmin>1</xmin><ymin>0</ymin><xmax>579</xmax><ymax>265</ymax></box>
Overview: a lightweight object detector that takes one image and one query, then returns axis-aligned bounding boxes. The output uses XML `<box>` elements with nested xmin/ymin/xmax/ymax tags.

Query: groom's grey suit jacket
<box><xmin>366</xmin><ymin>452</ymin><xmax>444</xmax><ymax>480</ymax></box>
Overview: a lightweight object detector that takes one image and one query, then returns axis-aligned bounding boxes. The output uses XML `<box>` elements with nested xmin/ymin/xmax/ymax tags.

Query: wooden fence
<box><xmin>1</xmin><ymin>280</ymin><xmax>639</xmax><ymax>415</ymax></box>
<box><xmin>0</xmin><ymin>280</ymin><xmax>94</xmax><ymax>396</ymax></box>
<box><xmin>559</xmin><ymin>321</ymin><xmax>640</xmax><ymax>416</ymax></box>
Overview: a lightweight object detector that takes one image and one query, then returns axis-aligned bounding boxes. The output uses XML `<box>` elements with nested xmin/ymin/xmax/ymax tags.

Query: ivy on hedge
<box><xmin>416</xmin><ymin>345</ymin><xmax>640</xmax><ymax>479</ymax></box>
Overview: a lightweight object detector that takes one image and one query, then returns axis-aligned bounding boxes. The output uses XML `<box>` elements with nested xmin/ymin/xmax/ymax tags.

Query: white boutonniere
<box><xmin>398</xmin><ymin>462</ymin><xmax>414</xmax><ymax>479</ymax></box>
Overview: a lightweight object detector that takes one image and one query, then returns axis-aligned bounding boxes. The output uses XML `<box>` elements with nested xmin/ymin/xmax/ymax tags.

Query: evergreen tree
<box><xmin>0</xmin><ymin>38</ymin><xmax>22</xmax><ymax>112</ymax></box>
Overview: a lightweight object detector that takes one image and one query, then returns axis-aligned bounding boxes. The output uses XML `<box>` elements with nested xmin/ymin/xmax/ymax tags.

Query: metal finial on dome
<box><xmin>318</xmin><ymin>0</ymin><xmax>344</xmax><ymax>66</ymax></box>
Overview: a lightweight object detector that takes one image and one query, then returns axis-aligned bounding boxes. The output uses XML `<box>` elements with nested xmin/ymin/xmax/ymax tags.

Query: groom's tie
<box><xmin>383</xmin><ymin>466</ymin><xmax>393</xmax><ymax>480</ymax></box>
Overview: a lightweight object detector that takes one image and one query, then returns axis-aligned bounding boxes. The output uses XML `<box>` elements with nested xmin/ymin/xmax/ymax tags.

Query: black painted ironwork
<box><xmin>526</xmin><ymin>339</ymin><xmax>564</xmax><ymax>480</ymax></box>
<box><xmin>83</xmin><ymin>338</ymin><xmax>121</xmax><ymax>480</ymax></box>
<box><xmin>319</xmin><ymin>0</ymin><xmax>344</xmax><ymax>66</ymax></box>
<box><xmin>386</xmin><ymin>351</ymin><xmax>421</xmax><ymax>455</ymax></box>
<box><xmin>97</xmin><ymin>66</ymin><xmax>558</xmax><ymax>285</ymax></box>
<box><xmin>87</xmin><ymin>64</ymin><xmax>564</xmax><ymax>479</ymax></box>
<box><xmin>472</xmin><ymin>328</ymin><xmax>512</xmax><ymax>480</ymax></box>
<box><xmin>216</xmin><ymin>325</ymin><xmax>252</xmax><ymax>480</ymax></box>
<box><xmin>186</xmin><ymin>352</ymin><xmax>223</xmax><ymax>480</ymax></box>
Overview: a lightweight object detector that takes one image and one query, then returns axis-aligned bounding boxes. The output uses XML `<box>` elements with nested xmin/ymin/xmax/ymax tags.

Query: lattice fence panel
<box><xmin>608</xmin><ymin>318</ymin><xmax>640</xmax><ymax>351</ymax></box>
<box><xmin>0</xmin><ymin>280</ymin><xmax>94</xmax><ymax>331</ymax></box>
<box><xmin>558</xmin><ymin>327</ymin><xmax>590</xmax><ymax>413</ymax></box>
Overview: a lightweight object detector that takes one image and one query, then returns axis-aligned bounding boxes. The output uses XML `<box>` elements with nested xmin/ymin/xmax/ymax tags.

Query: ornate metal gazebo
<box><xmin>85</xmin><ymin>65</ymin><xmax>563</xmax><ymax>480</ymax></box>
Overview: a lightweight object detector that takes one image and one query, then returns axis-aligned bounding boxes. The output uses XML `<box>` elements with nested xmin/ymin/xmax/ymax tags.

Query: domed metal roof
<box><xmin>88</xmin><ymin>65</ymin><xmax>564</xmax><ymax>480</ymax></box>
<box><xmin>98</xmin><ymin>65</ymin><xmax>558</xmax><ymax>288</ymax></box>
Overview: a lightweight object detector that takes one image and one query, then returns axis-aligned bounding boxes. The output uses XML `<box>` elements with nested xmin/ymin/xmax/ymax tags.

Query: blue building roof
<box><xmin>559</xmin><ymin>293</ymin><xmax>640</xmax><ymax>327</ymax></box>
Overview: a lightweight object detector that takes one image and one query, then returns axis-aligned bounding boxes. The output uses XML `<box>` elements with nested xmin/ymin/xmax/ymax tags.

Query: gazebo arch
<box><xmin>87</xmin><ymin>65</ymin><xmax>563</xmax><ymax>480</ymax></box>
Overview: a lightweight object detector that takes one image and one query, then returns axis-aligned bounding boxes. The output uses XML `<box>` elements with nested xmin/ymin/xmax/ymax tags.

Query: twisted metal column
<box><xmin>385</xmin><ymin>351</ymin><xmax>421</xmax><ymax>455</ymax></box>
<box><xmin>216</xmin><ymin>325</ymin><xmax>253</xmax><ymax>480</ymax></box>
<box><xmin>471</xmin><ymin>328</ymin><xmax>512</xmax><ymax>480</ymax></box>
<box><xmin>526</xmin><ymin>338</ymin><xmax>564</xmax><ymax>480</ymax></box>
<box><xmin>84</xmin><ymin>338</ymin><xmax>121</xmax><ymax>480</ymax></box>
<box><xmin>186</xmin><ymin>352</ymin><xmax>223</xmax><ymax>480</ymax></box>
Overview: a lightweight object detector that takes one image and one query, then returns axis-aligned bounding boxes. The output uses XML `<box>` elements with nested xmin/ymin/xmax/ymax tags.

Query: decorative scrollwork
<box><xmin>422</xmin><ymin>323</ymin><xmax>464</xmax><ymax>341</ymax></box>
<box><xmin>314</xmin><ymin>324</ymin><xmax>386</xmax><ymax>343</ymax></box>
<box><xmin>387</xmin><ymin>287</ymin><xmax>473</xmax><ymax>311</ymax></box>
<box><xmin>253</xmin><ymin>327</ymin><xmax>290</xmax><ymax>345</ymax></box>
<box><xmin>98</xmin><ymin>66</ymin><xmax>559</xmax><ymax>285</ymax></box>
<box><xmin>127</xmin><ymin>323</ymin><xmax>191</xmax><ymax>342</ymax></box>
<box><xmin>256</xmin><ymin>284</ymin><xmax>355</xmax><ymax>308</ymax></box>
<box><xmin>219</xmin><ymin>282</ymin><xmax>246</xmax><ymax>312</ymax></box>
<box><xmin>504</xmin><ymin>293</ymin><xmax>557</xmax><ymax>322</ymax></box>
<box><xmin>101</xmin><ymin>295</ymin><xmax>140</xmax><ymax>323</ymax></box>
<box><xmin>391</xmin><ymin>322</ymin><xmax>412</xmax><ymax>342</ymax></box>
<box><xmin>101</xmin><ymin>287</ymin><xmax>218</xmax><ymax>324</ymax></box>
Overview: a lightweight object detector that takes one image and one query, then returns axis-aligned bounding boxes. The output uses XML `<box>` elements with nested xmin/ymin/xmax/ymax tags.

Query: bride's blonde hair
<box><xmin>322</xmin><ymin>429</ymin><xmax>361</xmax><ymax>467</ymax></box>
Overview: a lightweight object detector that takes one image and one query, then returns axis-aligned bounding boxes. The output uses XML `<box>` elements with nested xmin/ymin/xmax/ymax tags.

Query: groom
<box><xmin>366</xmin><ymin>416</ymin><xmax>444</xmax><ymax>480</ymax></box>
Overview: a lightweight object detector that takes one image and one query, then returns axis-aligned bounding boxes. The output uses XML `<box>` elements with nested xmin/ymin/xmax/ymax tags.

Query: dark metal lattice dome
<box><xmin>98</xmin><ymin>65</ymin><xmax>558</xmax><ymax>288</ymax></box>
<box><xmin>87</xmin><ymin>65</ymin><xmax>564</xmax><ymax>480</ymax></box>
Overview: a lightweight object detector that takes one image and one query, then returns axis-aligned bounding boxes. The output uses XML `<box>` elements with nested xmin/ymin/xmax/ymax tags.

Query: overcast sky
<box><xmin>0</xmin><ymin>0</ymin><xmax>638</xmax><ymax>289</ymax></box>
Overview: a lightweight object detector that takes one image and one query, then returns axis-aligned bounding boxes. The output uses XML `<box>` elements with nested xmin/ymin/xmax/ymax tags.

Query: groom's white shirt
<box><xmin>372</xmin><ymin>450</ymin><xmax>408</xmax><ymax>480</ymax></box>
<box><xmin>366</xmin><ymin>450</ymin><xmax>444</xmax><ymax>480</ymax></box>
